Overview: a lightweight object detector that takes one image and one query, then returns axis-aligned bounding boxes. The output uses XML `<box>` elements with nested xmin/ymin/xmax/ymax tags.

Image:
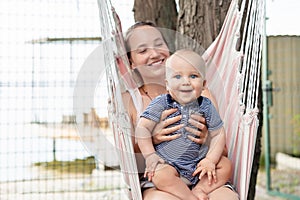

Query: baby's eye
<box><xmin>190</xmin><ymin>74</ymin><xmax>199</xmax><ymax>79</ymax></box>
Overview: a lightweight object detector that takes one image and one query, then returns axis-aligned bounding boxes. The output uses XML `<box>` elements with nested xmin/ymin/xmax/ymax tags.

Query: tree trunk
<box><xmin>133</xmin><ymin>0</ymin><xmax>178</xmax><ymax>30</ymax></box>
<box><xmin>177</xmin><ymin>0</ymin><xmax>231</xmax><ymax>49</ymax></box>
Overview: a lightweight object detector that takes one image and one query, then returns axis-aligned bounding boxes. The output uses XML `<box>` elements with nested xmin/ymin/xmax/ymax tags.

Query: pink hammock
<box><xmin>97</xmin><ymin>0</ymin><xmax>264</xmax><ymax>199</ymax></box>
<box><xmin>203</xmin><ymin>0</ymin><xmax>263</xmax><ymax>198</ymax></box>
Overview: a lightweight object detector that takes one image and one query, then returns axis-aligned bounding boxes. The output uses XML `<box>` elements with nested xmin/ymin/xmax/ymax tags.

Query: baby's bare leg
<box><xmin>152</xmin><ymin>164</ymin><xmax>199</xmax><ymax>200</ymax></box>
<box><xmin>193</xmin><ymin>156</ymin><xmax>232</xmax><ymax>195</ymax></box>
<box><xmin>191</xmin><ymin>186</ymin><xmax>208</xmax><ymax>200</ymax></box>
<box><xmin>208</xmin><ymin>186</ymin><xmax>239</xmax><ymax>200</ymax></box>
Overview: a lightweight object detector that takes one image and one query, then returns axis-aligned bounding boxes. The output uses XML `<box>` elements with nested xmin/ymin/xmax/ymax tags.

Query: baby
<box><xmin>136</xmin><ymin>49</ymin><xmax>230</xmax><ymax>200</ymax></box>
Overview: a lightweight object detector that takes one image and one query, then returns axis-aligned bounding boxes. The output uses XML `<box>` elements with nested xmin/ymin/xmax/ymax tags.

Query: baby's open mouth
<box><xmin>180</xmin><ymin>90</ymin><xmax>192</xmax><ymax>93</ymax></box>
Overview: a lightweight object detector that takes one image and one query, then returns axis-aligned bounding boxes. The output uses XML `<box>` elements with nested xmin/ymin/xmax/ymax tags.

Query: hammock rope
<box><xmin>96</xmin><ymin>0</ymin><xmax>264</xmax><ymax>199</ymax></box>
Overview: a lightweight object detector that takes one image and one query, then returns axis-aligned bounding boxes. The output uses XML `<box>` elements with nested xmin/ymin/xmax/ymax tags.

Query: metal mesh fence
<box><xmin>0</xmin><ymin>0</ymin><xmax>133</xmax><ymax>199</ymax></box>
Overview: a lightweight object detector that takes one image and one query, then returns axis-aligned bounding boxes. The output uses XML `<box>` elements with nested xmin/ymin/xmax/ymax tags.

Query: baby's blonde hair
<box><xmin>165</xmin><ymin>49</ymin><xmax>206</xmax><ymax>78</ymax></box>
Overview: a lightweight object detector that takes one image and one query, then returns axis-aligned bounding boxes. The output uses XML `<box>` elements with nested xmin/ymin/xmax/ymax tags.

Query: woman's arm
<box><xmin>121</xmin><ymin>92</ymin><xmax>138</xmax><ymax>146</ymax></box>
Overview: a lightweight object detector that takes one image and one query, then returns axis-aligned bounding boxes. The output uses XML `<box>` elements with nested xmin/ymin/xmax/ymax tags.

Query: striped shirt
<box><xmin>141</xmin><ymin>93</ymin><xmax>223</xmax><ymax>185</ymax></box>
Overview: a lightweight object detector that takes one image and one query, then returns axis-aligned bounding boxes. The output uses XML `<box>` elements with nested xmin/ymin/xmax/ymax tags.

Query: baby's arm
<box><xmin>136</xmin><ymin>117</ymin><xmax>156</xmax><ymax>156</ymax></box>
<box><xmin>194</xmin><ymin>127</ymin><xmax>226</xmax><ymax>182</ymax></box>
<box><xmin>206</xmin><ymin>127</ymin><xmax>226</xmax><ymax>164</ymax></box>
<box><xmin>136</xmin><ymin>117</ymin><xmax>164</xmax><ymax>180</ymax></box>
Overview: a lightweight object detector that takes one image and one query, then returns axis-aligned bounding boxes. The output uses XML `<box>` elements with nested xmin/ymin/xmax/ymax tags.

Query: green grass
<box><xmin>33</xmin><ymin>156</ymin><xmax>96</xmax><ymax>174</ymax></box>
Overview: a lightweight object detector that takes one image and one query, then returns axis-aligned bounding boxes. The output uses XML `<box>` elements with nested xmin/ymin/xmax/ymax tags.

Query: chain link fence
<box><xmin>0</xmin><ymin>0</ymin><xmax>134</xmax><ymax>199</ymax></box>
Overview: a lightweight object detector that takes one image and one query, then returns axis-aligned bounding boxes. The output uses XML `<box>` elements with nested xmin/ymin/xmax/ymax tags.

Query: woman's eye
<box><xmin>154</xmin><ymin>38</ymin><xmax>165</xmax><ymax>47</ymax></box>
<box><xmin>137</xmin><ymin>48</ymin><xmax>146</xmax><ymax>54</ymax></box>
<box><xmin>155</xmin><ymin>42</ymin><xmax>163</xmax><ymax>47</ymax></box>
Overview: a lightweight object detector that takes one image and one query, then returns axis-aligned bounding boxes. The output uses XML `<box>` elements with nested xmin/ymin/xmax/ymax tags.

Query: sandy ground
<box><xmin>1</xmin><ymin>167</ymin><xmax>298</xmax><ymax>200</ymax></box>
<box><xmin>1</xmin><ymin>123</ymin><xmax>299</xmax><ymax>200</ymax></box>
<box><xmin>255</xmin><ymin>168</ymin><xmax>300</xmax><ymax>200</ymax></box>
<box><xmin>0</xmin><ymin>166</ymin><xmax>128</xmax><ymax>200</ymax></box>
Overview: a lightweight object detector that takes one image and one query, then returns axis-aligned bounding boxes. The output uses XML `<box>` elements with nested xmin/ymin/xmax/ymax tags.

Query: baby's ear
<box><xmin>165</xmin><ymin>80</ymin><xmax>169</xmax><ymax>91</ymax></box>
<box><xmin>203</xmin><ymin>80</ymin><xmax>207</xmax><ymax>89</ymax></box>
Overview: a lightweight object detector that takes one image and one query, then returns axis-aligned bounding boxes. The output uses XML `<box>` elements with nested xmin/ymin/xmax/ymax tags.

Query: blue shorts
<box><xmin>140</xmin><ymin>175</ymin><xmax>237</xmax><ymax>194</ymax></box>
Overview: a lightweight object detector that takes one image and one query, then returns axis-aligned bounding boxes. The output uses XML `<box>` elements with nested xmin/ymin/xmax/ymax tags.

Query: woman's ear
<box><xmin>130</xmin><ymin>59</ymin><xmax>135</xmax><ymax>68</ymax></box>
<box><xmin>127</xmin><ymin>52</ymin><xmax>132</xmax><ymax>65</ymax></box>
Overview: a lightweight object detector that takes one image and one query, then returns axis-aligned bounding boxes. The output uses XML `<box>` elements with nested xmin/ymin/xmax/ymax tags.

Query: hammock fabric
<box><xmin>97</xmin><ymin>0</ymin><xmax>264</xmax><ymax>199</ymax></box>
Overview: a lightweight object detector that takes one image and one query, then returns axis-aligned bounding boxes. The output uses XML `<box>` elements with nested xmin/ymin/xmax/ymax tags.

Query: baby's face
<box><xmin>166</xmin><ymin>55</ymin><xmax>206</xmax><ymax>105</ymax></box>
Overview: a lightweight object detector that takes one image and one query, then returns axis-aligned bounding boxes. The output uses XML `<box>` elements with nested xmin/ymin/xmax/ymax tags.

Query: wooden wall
<box><xmin>267</xmin><ymin>36</ymin><xmax>300</xmax><ymax>160</ymax></box>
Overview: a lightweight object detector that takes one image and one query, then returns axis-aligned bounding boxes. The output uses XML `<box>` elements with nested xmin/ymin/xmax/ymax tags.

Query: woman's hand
<box><xmin>186</xmin><ymin>114</ymin><xmax>208</xmax><ymax>144</ymax></box>
<box><xmin>152</xmin><ymin>108</ymin><xmax>183</xmax><ymax>145</ymax></box>
<box><xmin>152</xmin><ymin>109</ymin><xmax>208</xmax><ymax>145</ymax></box>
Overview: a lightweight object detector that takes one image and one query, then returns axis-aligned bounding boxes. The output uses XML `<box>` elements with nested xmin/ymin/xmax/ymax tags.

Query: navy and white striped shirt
<box><xmin>141</xmin><ymin>93</ymin><xmax>223</xmax><ymax>185</ymax></box>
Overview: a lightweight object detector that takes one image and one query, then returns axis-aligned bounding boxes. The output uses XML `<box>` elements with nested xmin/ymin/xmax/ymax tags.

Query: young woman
<box><xmin>122</xmin><ymin>21</ymin><xmax>239</xmax><ymax>200</ymax></box>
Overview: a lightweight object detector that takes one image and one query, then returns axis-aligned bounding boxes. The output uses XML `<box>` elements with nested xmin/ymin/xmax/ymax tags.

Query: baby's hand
<box><xmin>144</xmin><ymin>153</ymin><xmax>165</xmax><ymax>181</ymax></box>
<box><xmin>193</xmin><ymin>158</ymin><xmax>217</xmax><ymax>185</ymax></box>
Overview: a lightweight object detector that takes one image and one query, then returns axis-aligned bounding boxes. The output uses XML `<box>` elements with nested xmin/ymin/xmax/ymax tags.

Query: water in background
<box><xmin>0</xmin><ymin>83</ymin><xmax>109</xmax><ymax>182</ymax></box>
<box><xmin>0</xmin><ymin>86</ymin><xmax>84</xmax><ymax>181</ymax></box>
<box><xmin>0</xmin><ymin>124</ymin><xmax>90</xmax><ymax>182</ymax></box>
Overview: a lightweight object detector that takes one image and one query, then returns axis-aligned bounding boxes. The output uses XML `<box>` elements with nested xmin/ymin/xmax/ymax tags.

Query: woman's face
<box><xmin>127</xmin><ymin>25</ymin><xmax>170</xmax><ymax>85</ymax></box>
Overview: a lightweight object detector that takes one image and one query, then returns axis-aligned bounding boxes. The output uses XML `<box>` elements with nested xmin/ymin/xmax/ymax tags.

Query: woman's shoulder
<box><xmin>199</xmin><ymin>96</ymin><xmax>217</xmax><ymax>111</ymax></box>
<box><xmin>201</xmin><ymin>88</ymin><xmax>219</xmax><ymax>111</ymax></box>
<box><xmin>121</xmin><ymin>91</ymin><xmax>131</xmax><ymax>102</ymax></box>
<box><xmin>154</xmin><ymin>93</ymin><xmax>168</xmax><ymax>100</ymax></box>
<box><xmin>199</xmin><ymin>96</ymin><xmax>212</xmax><ymax>105</ymax></box>
<box><xmin>121</xmin><ymin>91</ymin><xmax>137</xmax><ymax>126</ymax></box>
<box><xmin>150</xmin><ymin>93</ymin><xmax>169</xmax><ymax>105</ymax></box>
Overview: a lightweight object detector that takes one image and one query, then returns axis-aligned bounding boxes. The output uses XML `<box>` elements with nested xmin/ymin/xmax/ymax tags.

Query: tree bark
<box><xmin>133</xmin><ymin>0</ymin><xmax>178</xmax><ymax>30</ymax></box>
<box><xmin>177</xmin><ymin>0</ymin><xmax>231</xmax><ymax>49</ymax></box>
